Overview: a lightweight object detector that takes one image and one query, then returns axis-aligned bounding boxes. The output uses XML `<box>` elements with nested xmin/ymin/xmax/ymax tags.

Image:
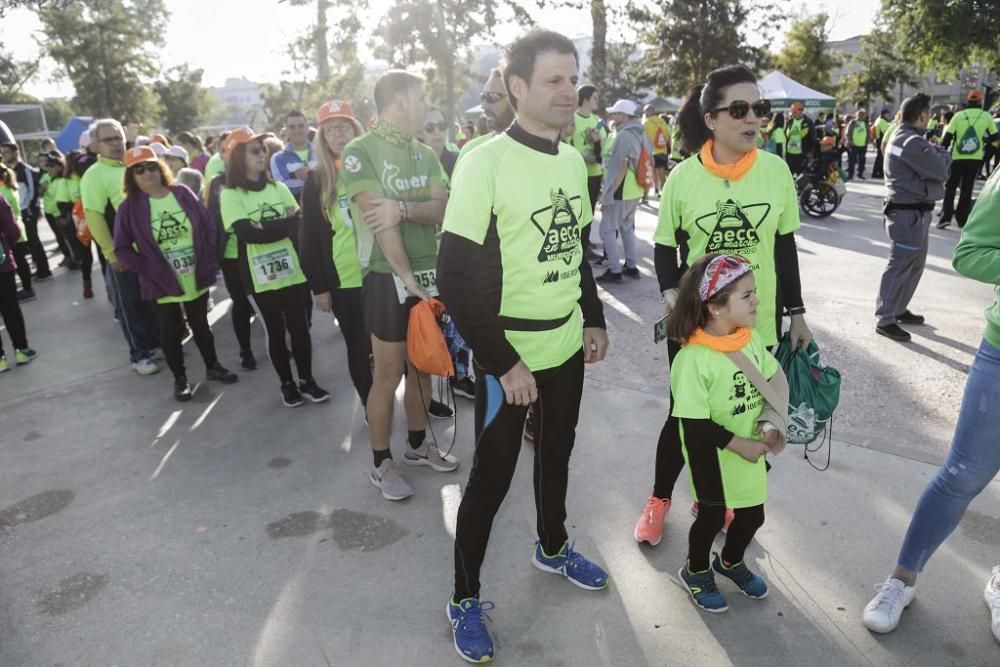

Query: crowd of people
<box><xmin>1</xmin><ymin>26</ymin><xmax>999</xmax><ymax>664</ymax></box>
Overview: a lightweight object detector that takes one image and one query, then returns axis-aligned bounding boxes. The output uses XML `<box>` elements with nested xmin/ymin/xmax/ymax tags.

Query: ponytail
<box><xmin>675</xmin><ymin>64</ymin><xmax>759</xmax><ymax>155</ymax></box>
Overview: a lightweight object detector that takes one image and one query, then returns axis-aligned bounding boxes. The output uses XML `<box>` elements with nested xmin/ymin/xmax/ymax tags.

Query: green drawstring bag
<box><xmin>957</xmin><ymin>122</ymin><xmax>981</xmax><ymax>155</ymax></box>
<box><xmin>774</xmin><ymin>333</ymin><xmax>841</xmax><ymax>448</ymax></box>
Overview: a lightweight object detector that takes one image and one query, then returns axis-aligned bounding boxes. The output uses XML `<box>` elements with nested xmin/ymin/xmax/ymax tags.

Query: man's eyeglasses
<box><xmin>132</xmin><ymin>162</ymin><xmax>160</xmax><ymax>175</ymax></box>
<box><xmin>99</xmin><ymin>136</ymin><xmax>124</xmax><ymax>144</ymax></box>
<box><xmin>480</xmin><ymin>91</ymin><xmax>507</xmax><ymax>104</ymax></box>
<box><xmin>423</xmin><ymin>121</ymin><xmax>448</xmax><ymax>133</ymax></box>
<box><xmin>712</xmin><ymin>99</ymin><xmax>771</xmax><ymax>120</ymax></box>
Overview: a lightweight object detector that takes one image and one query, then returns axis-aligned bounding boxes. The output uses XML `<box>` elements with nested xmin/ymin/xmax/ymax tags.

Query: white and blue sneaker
<box><xmin>447</xmin><ymin>596</ymin><xmax>495</xmax><ymax>663</ymax></box>
<box><xmin>531</xmin><ymin>540</ymin><xmax>609</xmax><ymax>590</ymax></box>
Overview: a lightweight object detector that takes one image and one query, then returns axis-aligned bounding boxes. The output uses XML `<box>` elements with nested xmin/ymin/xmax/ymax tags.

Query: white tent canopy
<box><xmin>758</xmin><ymin>72</ymin><xmax>836</xmax><ymax>111</ymax></box>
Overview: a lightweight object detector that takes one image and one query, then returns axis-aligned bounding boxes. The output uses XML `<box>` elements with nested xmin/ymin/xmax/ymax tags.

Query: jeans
<box><xmin>848</xmin><ymin>146</ymin><xmax>867</xmax><ymax>178</ymax></box>
<box><xmin>105</xmin><ymin>264</ymin><xmax>160</xmax><ymax>363</ymax></box>
<box><xmin>897</xmin><ymin>339</ymin><xmax>1000</xmax><ymax>572</ymax></box>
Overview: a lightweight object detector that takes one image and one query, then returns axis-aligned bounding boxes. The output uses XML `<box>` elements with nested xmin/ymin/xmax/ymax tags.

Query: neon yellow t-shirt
<box><xmin>328</xmin><ymin>171</ymin><xmax>362</xmax><ymax>289</ymax></box>
<box><xmin>202</xmin><ymin>153</ymin><xmax>224</xmax><ymax>196</ymax></box>
<box><xmin>571</xmin><ymin>111</ymin><xmax>607</xmax><ymax>177</ymax></box>
<box><xmin>442</xmin><ymin>133</ymin><xmax>592</xmax><ymax>372</ymax></box>
<box><xmin>80</xmin><ymin>157</ymin><xmax>125</xmax><ymax>218</ymax></box>
<box><xmin>945</xmin><ymin>108</ymin><xmax>998</xmax><ymax>161</ymax></box>
<box><xmin>644</xmin><ymin>115</ymin><xmax>670</xmax><ymax>155</ymax></box>
<box><xmin>671</xmin><ymin>329</ymin><xmax>779</xmax><ymax>508</ymax></box>
<box><xmin>786</xmin><ymin>118</ymin><xmax>807</xmax><ymax>155</ymax></box>
<box><xmin>220</xmin><ymin>182</ymin><xmax>305</xmax><ymax>293</ymax></box>
<box><xmin>654</xmin><ymin>151</ymin><xmax>800</xmax><ymax>346</ymax></box>
<box><xmin>1</xmin><ymin>185</ymin><xmax>26</xmax><ymax>242</ymax></box>
<box><xmin>150</xmin><ymin>192</ymin><xmax>208</xmax><ymax>304</ymax></box>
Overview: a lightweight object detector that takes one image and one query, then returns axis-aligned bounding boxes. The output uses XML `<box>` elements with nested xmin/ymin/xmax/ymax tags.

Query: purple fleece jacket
<box><xmin>113</xmin><ymin>184</ymin><xmax>218</xmax><ymax>301</ymax></box>
<box><xmin>0</xmin><ymin>196</ymin><xmax>20</xmax><ymax>274</ymax></box>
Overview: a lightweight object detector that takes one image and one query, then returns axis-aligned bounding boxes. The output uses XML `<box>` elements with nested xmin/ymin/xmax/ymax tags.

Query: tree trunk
<box><xmin>434</xmin><ymin>2</ymin><xmax>456</xmax><ymax>131</ymax></box>
<box><xmin>590</xmin><ymin>0</ymin><xmax>607</xmax><ymax>91</ymax></box>
<box><xmin>316</xmin><ymin>0</ymin><xmax>330</xmax><ymax>84</ymax></box>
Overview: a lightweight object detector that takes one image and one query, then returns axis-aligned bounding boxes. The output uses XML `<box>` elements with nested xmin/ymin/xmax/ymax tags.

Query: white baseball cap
<box><xmin>606</xmin><ymin>99</ymin><xmax>639</xmax><ymax>117</ymax></box>
<box><xmin>165</xmin><ymin>145</ymin><xmax>189</xmax><ymax>163</ymax></box>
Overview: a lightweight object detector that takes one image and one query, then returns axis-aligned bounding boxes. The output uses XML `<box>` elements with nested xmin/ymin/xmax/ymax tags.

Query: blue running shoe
<box><xmin>447</xmin><ymin>596</ymin><xmax>495</xmax><ymax>664</ymax></box>
<box><xmin>679</xmin><ymin>562</ymin><xmax>728</xmax><ymax>613</ymax></box>
<box><xmin>712</xmin><ymin>553</ymin><xmax>769</xmax><ymax>599</ymax></box>
<box><xmin>531</xmin><ymin>541</ymin><xmax>609</xmax><ymax>590</ymax></box>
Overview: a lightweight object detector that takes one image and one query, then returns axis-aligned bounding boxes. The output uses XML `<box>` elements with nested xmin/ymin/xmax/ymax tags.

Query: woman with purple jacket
<box><xmin>0</xmin><ymin>195</ymin><xmax>36</xmax><ymax>372</ymax></box>
<box><xmin>113</xmin><ymin>146</ymin><xmax>237</xmax><ymax>401</ymax></box>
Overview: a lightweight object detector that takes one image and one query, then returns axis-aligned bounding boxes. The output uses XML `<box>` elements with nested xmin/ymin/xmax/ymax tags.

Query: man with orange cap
<box><xmin>938</xmin><ymin>90</ymin><xmax>999</xmax><ymax>229</ymax></box>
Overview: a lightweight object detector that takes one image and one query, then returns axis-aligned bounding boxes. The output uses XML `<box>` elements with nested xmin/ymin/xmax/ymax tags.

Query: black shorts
<box><xmin>362</xmin><ymin>271</ymin><xmax>417</xmax><ymax>343</ymax></box>
<box><xmin>653</xmin><ymin>154</ymin><xmax>670</xmax><ymax>169</ymax></box>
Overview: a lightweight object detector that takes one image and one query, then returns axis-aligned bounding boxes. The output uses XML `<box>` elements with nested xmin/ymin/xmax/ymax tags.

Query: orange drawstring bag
<box><xmin>407</xmin><ymin>298</ymin><xmax>455</xmax><ymax>378</ymax></box>
<box><xmin>72</xmin><ymin>199</ymin><xmax>92</xmax><ymax>245</ymax></box>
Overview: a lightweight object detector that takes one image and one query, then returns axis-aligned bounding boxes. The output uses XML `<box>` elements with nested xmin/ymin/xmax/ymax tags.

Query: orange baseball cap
<box><xmin>222</xmin><ymin>126</ymin><xmax>266</xmax><ymax>158</ymax></box>
<box><xmin>318</xmin><ymin>100</ymin><xmax>364</xmax><ymax>133</ymax></box>
<box><xmin>967</xmin><ymin>89</ymin><xmax>984</xmax><ymax>102</ymax></box>
<box><xmin>790</xmin><ymin>102</ymin><xmax>805</xmax><ymax>112</ymax></box>
<box><xmin>150</xmin><ymin>133</ymin><xmax>170</xmax><ymax>146</ymax></box>
<box><xmin>123</xmin><ymin>145</ymin><xmax>159</xmax><ymax>168</ymax></box>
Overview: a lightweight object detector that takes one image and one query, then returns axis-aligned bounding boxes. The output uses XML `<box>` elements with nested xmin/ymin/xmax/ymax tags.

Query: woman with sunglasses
<box><xmin>220</xmin><ymin>127</ymin><xmax>329</xmax><ymax>408</ymax></box>
<box><xmin>113</xmin><ymin>146</ymin><xmax>238</xmax><ymax>401</ymax></box>
<box><xmin>633</xmin><ymin>64</ymin><xmax>812</xmax><ymax>547</ymax></box>
<box><xmin>300</xmin><ymin>101</ymin><xmax>372</xmax><ymax>408</ymax></box>
<box><xmin>421</xmin><ymin>107</ymin><xmax>458</xmax><ymax>183</ymax></box>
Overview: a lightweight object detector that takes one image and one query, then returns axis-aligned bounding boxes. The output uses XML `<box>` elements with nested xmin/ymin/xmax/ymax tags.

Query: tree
<box><xmin>0</xmin><ymin>48</ymin><xmax>40</xmax><ymax>101</ymax></box>
<box><xmin>837</xmin><ymin>26</ymin><xmax>919</xmax><ymax>109</ymax></box>
<box><xmin>773</xmin><ymin>13</ymin><xmax>840</xmax><ymax>94</ymax></box>
<box><xmin>630</xmin><ymin>0</ymin><xmax>781</xmax><ymax>96</ymax></box>
<box><xmin>153</xmin><ymin>65</ymin><xmax>215</xmax><ymax>134</ymax></box>
<box><xmin>590</xmin><ymin>0</ymin><xmax>608</xmax><ymax>92</ymax></box>
<box><xmin>36</xmin><ymin>0</ymin><xmax>168</xmax><ymax>124</ymax></box>
<box><xmin>883</xmin><ymin>0</ymin><xmax>1000</xmax><ymax>76</ymax></box>
<box><xmin>602</xmin><ymin>42</ymin><xmax>643</xmax><ymax>102</ymax></box>
<box><xmin>377</xmin><ymin>1</ymin><xmax>534</xmax><ymax>125</ymax></box>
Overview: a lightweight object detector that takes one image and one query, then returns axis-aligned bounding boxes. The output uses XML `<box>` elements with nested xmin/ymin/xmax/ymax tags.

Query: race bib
<box><xmin>164</xmin><ymin>247</ymin><xmax>195</xmax><ymax>277</ymax></box>
<box><xmin>787</xmin><ymin>137</ymin><xmax>802</xmax><ymax>152</ymax></box>
<box><xmin>392</xmin><ymin>268</ymin><xmax>438</xmax><ymax>304</ymax></box>
<box><xmin>251</xmin><ymin>247</ymin><xmax>295</xmax><ymax>284</ymax></box>
<box><xmin>337</xmin><ymin>194</ymin><xmax>353</xmax><ymax>229</ymax></box>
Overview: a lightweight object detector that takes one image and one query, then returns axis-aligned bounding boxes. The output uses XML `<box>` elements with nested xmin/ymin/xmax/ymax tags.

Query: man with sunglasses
<box><xmin>81</xmin><ymin>118</ymin><xmax>161</xmax><ymax>375</ymax></box>
<box><xmin>455</xmin><ymin>69</ymin><xmax>516</xmax><ymax>170</ymax></box>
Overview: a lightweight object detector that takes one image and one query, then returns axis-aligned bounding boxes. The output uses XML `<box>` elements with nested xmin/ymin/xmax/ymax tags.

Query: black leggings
<box><xmin>154</xmin><ymin>292</ymin><xmax>218</xmax><ymax>380</ymax></box>
<box><xmin>0</xmin><ymin>271</ymin><xmax>28</xmax><ymax>355</ymax></box>
<box><xmin>247</xmin><ymin>284</ymin><xmax>312</xmax><ymax>385</ymax></box>
<box><xmin>688</xmin><ymin>504</ymin><xmax>765</xmax><ymax>572</ymax></box>
<box><xmin>330</xmin><ymin>286</ymin><xmax>372</xmax><ymax>404</ymax></box>
<box><xmin>66</xmin><ymin>228</ymin><xmax>94</xmax><ymax>283</ymax></box>
<box><xmin>13</xmin><ymin>242</ymin><xmax>31</xmax><ymax>291</ymax></box>
<box><xmin>454</xmin><ymin>350</ymin><xmax>584</xmax><ymax>599</ymax></box>
<box><xmin>653</xmin><ymin>338</ymin><xmax>685</xmax><ymax>499</ymax></box>
<box><xmin>220</xmin><ymin>258</ymin><xmax>253</xmax><ymax>353</ymax></box>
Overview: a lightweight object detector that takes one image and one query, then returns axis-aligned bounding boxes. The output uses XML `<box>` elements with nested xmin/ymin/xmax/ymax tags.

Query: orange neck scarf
<box><xmin>687</xmin><ymin>326</ymin><xmax>752</xmax><ymax>352</ymax></box>
<box><xmin>700</xmin><ymin>139</ymin><xmax>757</xmax><ymax>182</ymax></box>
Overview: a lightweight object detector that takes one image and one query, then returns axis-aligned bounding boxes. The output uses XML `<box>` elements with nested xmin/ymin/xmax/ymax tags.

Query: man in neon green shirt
<box><xmin>871</xmin><ymin>108</ymin><xmax>892</xmax><ymax>178</ymax></box>
<box><xmin>570</xmin><ymin>84</ymin><xmax>606</xmax><ymax>259</ymax></box>
<box><xmin>938</xmin><ymin>90</ymin><xmax>1000</xmax><ymax>229</ymax></box>
<box><xmin>80</xmin><ymin>118</ymin><xmax>161</xmax><ymax>374</ymax></box>
<box><xmin>845</xmin><ymin>109</ymin><xmax>870</xmax><ymax>180</ymax></box>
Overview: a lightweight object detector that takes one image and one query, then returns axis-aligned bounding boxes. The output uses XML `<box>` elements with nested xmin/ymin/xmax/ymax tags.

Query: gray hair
<box><xmin>176</xmin><ymin>168</ymin><xmax>203</xmax><ymax>194</ymax></box>
<box><xmin>89</xmin><ymin>118</ymin><xmax>124</xmax><ymax>145</ymax></box>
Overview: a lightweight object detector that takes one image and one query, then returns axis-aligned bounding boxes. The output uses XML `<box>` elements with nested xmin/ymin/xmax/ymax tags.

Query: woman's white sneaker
<box><xmin>984</xmin><ymin>565</ymin><xmax>1000</xmax><ymax>644</ymax></box>
<box><xmin>862</xmin><ymin>577</ymin><xmax>915</xmax><ymax>633</ymax></box>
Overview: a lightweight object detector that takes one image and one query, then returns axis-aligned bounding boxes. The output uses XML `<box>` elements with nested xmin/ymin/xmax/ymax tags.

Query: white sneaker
<box><xmin>369</xmin><ymin>459</ymin><xmax>413</xmax><ymax>501</ymax></box>
<box><xmin>403</xmin><ymin>440</ymin><xmax>459</xmax><ymax>472</ymax></box>
<box><xmin>863</xmin><ymin>577</ymin><xmax>916</xmax><ymax>633</ymax></box>
<box><xmin>984</xmin><ymin>565</ymin><xmax>1000</xmax><ymax>644</ymax></box>
<box><xmin>132</xmin><ymin>358</ymin><xmax>160</xmax><ymax>376</ymax></box>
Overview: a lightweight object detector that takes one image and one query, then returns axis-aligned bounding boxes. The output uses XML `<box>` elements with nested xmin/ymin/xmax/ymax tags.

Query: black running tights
<box><xmin>154</xmin><ymin>292</ymin><xmax>217</xmax><ymax>380</ymax></box>
<box><xmin>688</xmin><ymin>504</ymin><xmax>765</xmax><ymax>572</ymax></box>
<box><xmin>247</xmin><ymin>284</ymin><xmax>312</xmax><ymax>385</ymax></box>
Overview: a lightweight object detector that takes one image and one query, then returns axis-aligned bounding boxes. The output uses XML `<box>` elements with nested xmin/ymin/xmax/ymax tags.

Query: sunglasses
<box><xmin>423</xmin><ymin>121</ymin><xmax>448</xmax><ymax>133</ymax></box>
<box><xmin>712</xmin><ymin>99</ymin><xmax>771</xmax><ymax>120</ymax></box>
<box><xmin>480</xmin><ymin>91</ymin><xmax>507</xmax><ymax>104</ymax></box>
<box><xmin>132</xmin><ymin>162</ymin><xmax>161</xmax><ymax>175</ymax></box>
<box><xmin>247</xmin><ymin>146</ymin><xmax>266</xmax><ymax>156</ymax></box>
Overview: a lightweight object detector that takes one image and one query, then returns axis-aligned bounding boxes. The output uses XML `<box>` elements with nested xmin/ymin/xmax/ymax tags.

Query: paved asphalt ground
<box><xmin>1</xmin><ymin>169</ymin><xmax>998</xmax><ymax>666</ymax></box>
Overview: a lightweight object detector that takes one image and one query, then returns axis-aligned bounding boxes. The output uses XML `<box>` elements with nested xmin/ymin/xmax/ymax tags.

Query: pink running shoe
<box><xmin>634</xmin><ymin>496</ymin><xmax>672</xmax><ymax>545</ymax></box>
<box><xmin>690</xmin><ymin>502</ymin><xmax>735</xmax><ymax>533</ymax></box>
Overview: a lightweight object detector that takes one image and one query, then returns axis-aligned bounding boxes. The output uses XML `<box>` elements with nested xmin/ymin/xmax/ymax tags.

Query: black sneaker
<box><xmin>876</xmin><ymin>323</ymin><xmax>911</xmax><ymax>342</ymax></box>
<box><xmin>240</xmin><ymin>349</ymin><xmax>257</xmax><ymax>370</ymax></box>
<box><xmin>896</xmin><ymin>310</ymin><xmax>925</xmax><ymax>325</ymax></box>
<box><xmin>595</xmin><ymin>270</ymin><xmax>623</xmax><ymax>284</ymax></box>
<box><xmin>298</xmin><ymin>378</ymin><xmax>330</xmax><ymax>403</ymax></box>
<box><xmin>16</xmin><ymin>288</ymin><xmax>36</xmax><ymax>302</ymax></box>
<box><xmin>622</xmin><ymin>266</ymin><xmax>641</xmax><ymax>279</ymax></box>
<box><xmin>586</xmin><ymin>248</ymin><xmax>604</xmax><ymax>262</ymax></box>
<box><xmin>451</xmin><ymin>376</ymin><xmax>476</xmax><ymax>399</ymax></box>
<box><xmin>281</xmin><ymin>382</ymin><xmax>305</xmax><ymax>407</ymax></box>
<box><xmin>429</xmin><ymin>399</ymin><xmax>454</xmax><ymax>419</ymax></box>
<box><xmin>936</xmin><ymin>218</ymin><xmax>951</xmax><ymax>229</ymax></box>
<box><xmin>33</xmin><ymin>272</ymin><xmax>53</xmax><ymax>282</ymax></box>
<box><xmin>174</xmin><ymin>378</ymin><xmax>193</xmax><ymax>402</ymax></box>
<box><xmin>206</xmin><ymin>362</ymin><xmax>239</xmax><ymax>384</ymax></box>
